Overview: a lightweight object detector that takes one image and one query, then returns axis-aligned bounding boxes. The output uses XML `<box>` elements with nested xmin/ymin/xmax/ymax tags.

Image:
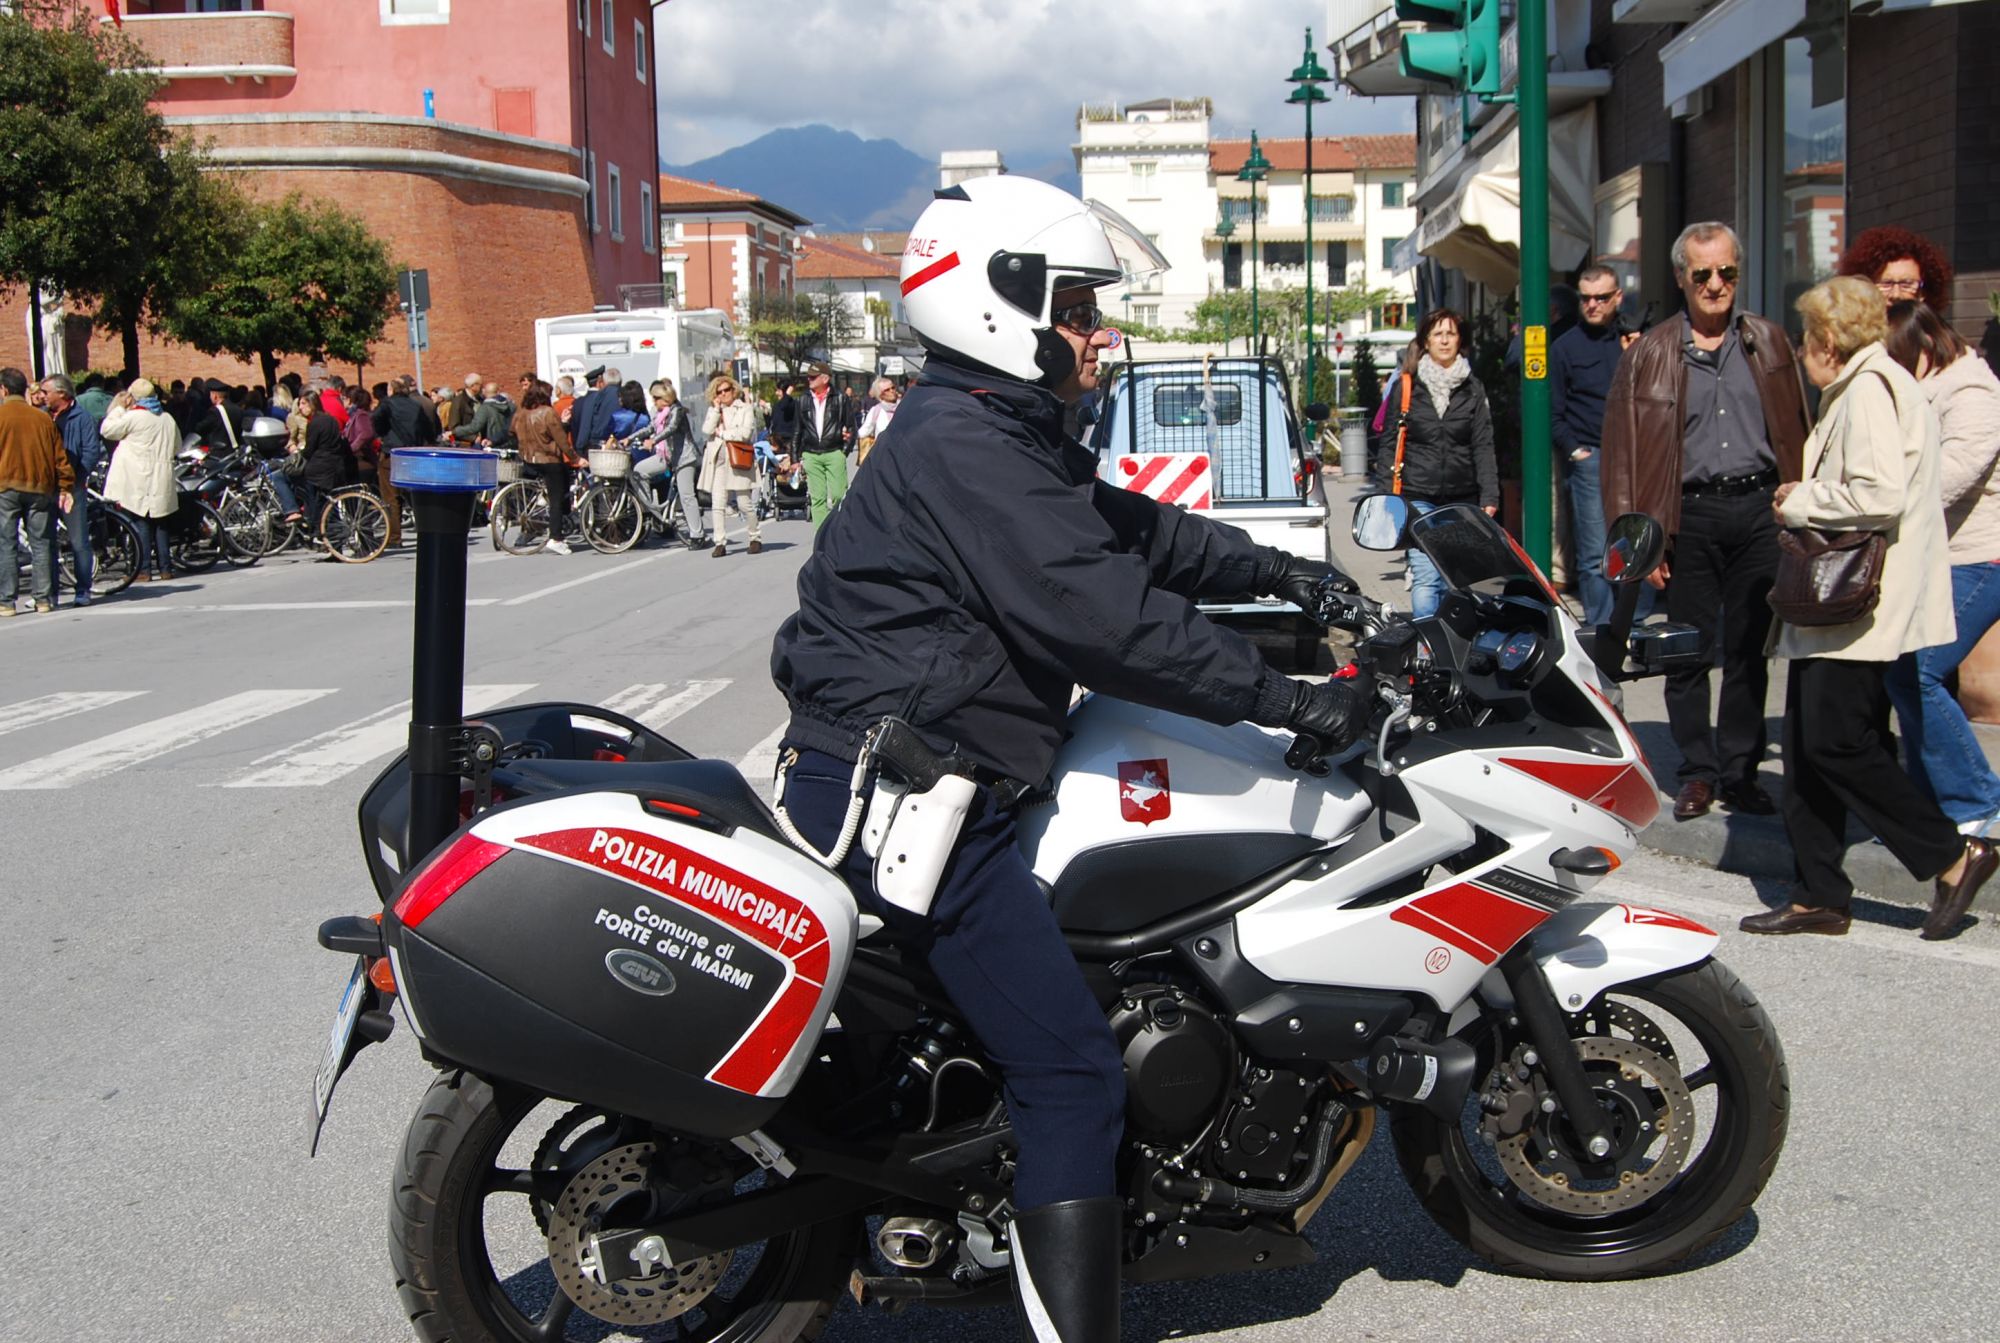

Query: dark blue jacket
<box><xmin>771</xmin><ymin>359</ymin><xmax>1295</xmax><ymax>785</ymax></box>
<box><xmin>53</xmin><ymin>402</ymin><xmax>104</xmax><ymax>478</ymax></box>
<box><xmin>1550</xmin><ymin>321</ymin><xmax>1625</xmax><ymax>456</ymax></box>
<box><xmin>569</xmin><ymin>387</ymin><xmax>617</xmax><ymax>451</ymax></box>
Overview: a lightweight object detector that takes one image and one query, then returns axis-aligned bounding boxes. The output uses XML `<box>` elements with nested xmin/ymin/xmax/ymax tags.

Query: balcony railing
<box><xmin>114</xmin><ymin>10</ymin><xmax>295</xmax><ymax>84</ymax></box>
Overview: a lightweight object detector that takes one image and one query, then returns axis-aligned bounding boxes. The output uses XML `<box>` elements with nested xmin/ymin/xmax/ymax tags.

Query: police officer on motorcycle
<box><xmin>770</xmin><ymin>175</ymin><xmax>1364</xmax><ymax>1342</ymax></box>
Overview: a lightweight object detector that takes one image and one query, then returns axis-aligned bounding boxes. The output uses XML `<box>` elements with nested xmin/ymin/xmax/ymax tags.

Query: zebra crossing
<box><xmin>0</xmin><ymin>679</ymin><xmax>755</xmax><ymax>792</ymax></box>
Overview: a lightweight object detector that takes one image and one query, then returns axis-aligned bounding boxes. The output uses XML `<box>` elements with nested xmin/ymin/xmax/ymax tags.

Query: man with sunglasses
<box><xmin>1601</xmin><ymin>221</ymin><xmax>1811</xmax><ymax>822</ymax></box>
<box><xmin>1551</xmin><ymin>265</ymin><xmax>1633</xmax><ymax>627</ymax></box>
<box><xmin>771</xmin><ymin>175</ymin><xmax>1363</xmax><ymax>1342</ymax></box>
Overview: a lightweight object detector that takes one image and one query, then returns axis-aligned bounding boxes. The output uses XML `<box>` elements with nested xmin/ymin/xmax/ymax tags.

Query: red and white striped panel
<box><xmin>1116</xmin><ymin>453</ymin><xmax>1212</xmax><ymax>510</ymax></box>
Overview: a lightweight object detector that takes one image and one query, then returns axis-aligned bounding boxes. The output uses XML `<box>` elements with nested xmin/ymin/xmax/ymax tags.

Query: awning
<box><xmin>1414</xmin><ymin>105</ymin><xmax>1597</xmax><ymax>292</ymax></box>
<box><xmin>1660</xmin><ymin>0</ymin><xmax>1804</xmax><ymax>107</ymax></box>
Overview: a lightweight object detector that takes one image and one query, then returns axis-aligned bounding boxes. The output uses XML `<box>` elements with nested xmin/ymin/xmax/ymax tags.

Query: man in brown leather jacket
<box><xmin>1600</xmin><ymin>222</ymin><xmax>1811</xmax><ymax>822</ymax></box>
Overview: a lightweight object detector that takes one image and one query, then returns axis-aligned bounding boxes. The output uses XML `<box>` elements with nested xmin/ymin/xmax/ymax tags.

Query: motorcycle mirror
<box><xmin>1602</xmin><ymin>513</ymin><xmax>1665</xmax><ymax>584</ymax></box>
<box><xmin>1304</xmin><ymin>401</ymin><xmax>1332</xmax><ymax>423</ymax></box>
<box><xmin>1352</xmin><ymin>493</ymin><xmax>1409</xmax><ymax>551</ymax></box>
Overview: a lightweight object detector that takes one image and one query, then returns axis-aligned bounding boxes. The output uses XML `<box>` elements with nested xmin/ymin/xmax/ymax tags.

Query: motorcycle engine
<box><xmin>1109</xmin><ymin>985</ymin><xmax>1234</xmax><ymax>1147</ymax></box>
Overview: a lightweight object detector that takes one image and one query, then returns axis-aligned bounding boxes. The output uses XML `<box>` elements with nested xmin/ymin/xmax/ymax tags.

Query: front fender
<box><xmin>1527</xmin><ymin>901</ymin><xmax>1720</xmax><ymax>1011</ymax></box>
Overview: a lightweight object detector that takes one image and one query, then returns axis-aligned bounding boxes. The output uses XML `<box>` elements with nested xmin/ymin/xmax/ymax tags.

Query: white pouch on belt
<box><xmin>862</xmin><ymin>772</ymin><xmax>975</xmax><ymax>918</ymax></box>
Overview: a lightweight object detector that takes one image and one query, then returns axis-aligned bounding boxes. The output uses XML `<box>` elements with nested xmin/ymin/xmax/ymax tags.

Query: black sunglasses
<box><xmin>1688</xmin><ymin>265</ymin><xmax>1739</xmax><ymax>287</ymax></box>
<box><xmin>1050</xmin><ymin>301</ymin><xmax>1105</xmax><ymax>335</ymax></box>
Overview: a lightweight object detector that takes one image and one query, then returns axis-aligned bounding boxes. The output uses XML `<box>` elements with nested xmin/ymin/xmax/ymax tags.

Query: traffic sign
<box><xmin>398</xmin><ymin>268</ymin><xmax>430</xmax><ymax>312</ymax></box>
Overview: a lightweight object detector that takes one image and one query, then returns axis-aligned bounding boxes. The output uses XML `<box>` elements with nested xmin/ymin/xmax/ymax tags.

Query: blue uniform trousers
<box><xmin>778</xmin><ymin>746</ymin><xmax>1125</xmax><ymax>1212</ymax></box>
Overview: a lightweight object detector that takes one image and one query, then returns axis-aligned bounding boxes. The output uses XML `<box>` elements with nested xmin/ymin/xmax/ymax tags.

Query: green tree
<box><xmin>0</xmin><ymin>2</ymin><xmax>176</xmax><ymax>373</ymax></box>
<box><xmin>166</xmin><ymin>194</ymin><xmax>398</xmax><ymax>389</ymax></box>
<box><xmin>745</xmin><ymin>288</ymin><xmax>857</xmax><ymax>374</ymax></box>
<box><xmin>93</xmin><ymin>149</ymin><xmax>248</xmax><ymax>378</ymax></box>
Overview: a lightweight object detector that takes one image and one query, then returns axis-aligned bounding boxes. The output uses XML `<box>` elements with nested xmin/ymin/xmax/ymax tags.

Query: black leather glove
<box><xmin>1262</xmin><ymin>552</ymin><xmax>1360</xmax><ymax>613</ymax></box>
<box><xmin>1284</xmin><ymin>677</ymin><xmax>1366</xmax><ymax>752</ymax></box>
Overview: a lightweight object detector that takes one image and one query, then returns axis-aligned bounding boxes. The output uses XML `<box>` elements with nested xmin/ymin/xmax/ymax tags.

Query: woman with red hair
<box><xmin>1838</xmin><ymin>226</ymin><xmax>1954</xmax><ymax>309</ymax></box>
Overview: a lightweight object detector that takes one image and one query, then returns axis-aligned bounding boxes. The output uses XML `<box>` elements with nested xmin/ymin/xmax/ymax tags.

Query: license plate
<box><xmin>308</xmin><ymin>957</ymin><xmax>372</xmax><ymax>1155</ymax></box>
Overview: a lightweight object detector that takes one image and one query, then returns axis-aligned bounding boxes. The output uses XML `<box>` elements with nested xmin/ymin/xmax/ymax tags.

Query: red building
<box><xmin>3</xmin><ymin>0</ymin><xmax>661</xmax><ymax>387</ymax></box>
<box><xmin>656</xmin><ymin>174</ymin><xmax>810</xmax><ymax>322</ymax></box>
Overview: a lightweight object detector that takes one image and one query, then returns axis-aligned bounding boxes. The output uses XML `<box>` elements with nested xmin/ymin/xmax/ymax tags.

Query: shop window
<box><xmin>1777</xmin><ymin>30</ymin><xmax>1845</xmax><ymax>340</ymax></box>
<box><xmin>1592</xmin><ymin>166</ymin><xmax>1645</xmax><ymax>329</ymax></box>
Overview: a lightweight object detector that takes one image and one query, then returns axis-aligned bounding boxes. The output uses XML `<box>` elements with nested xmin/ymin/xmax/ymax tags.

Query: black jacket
<box><xmin>192</xmin><ymin>400</ymin><xmax>249</xmax><ymax>451</ymax></box>
<box><xmin>301</xmin><ymin>413</ymin><xmax>352</xmax><ymax>490</ymax></box>
<box><xmin>767</xmin><ymin>395</ymin><xmax>800</xmax><ymax>448</ymax></box>
<box><xmin>373</xmin><ymin>392</ymin><xmax>442</xmax><ymax>448</ymax></box>
<box><xmin>1370</xmin><ymin>368</ymin><xmax>1499</xmax><ymax>507</ymax></box>
<box><xmin>790</xmin><ymin>390</ymin><xmax>846</xmax><ymax>455</ymax></box>
<box><xmin>772</xmin><ymin>359</ymin><xmax>1296</xmax><ymax>785</ymax></box>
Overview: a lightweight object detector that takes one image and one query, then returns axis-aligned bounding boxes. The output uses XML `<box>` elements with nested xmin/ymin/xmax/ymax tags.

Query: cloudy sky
<box><xmin>654</xmin><ymin>0</ymin><xmax>1414</xmax><ymax>176</ymax></box>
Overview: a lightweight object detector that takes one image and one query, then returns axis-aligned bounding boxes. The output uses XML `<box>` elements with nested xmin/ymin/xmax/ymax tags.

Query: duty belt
<box><xmin>1681</xmin><ymin>468</ymin><xmax>1777</xmax><ymax>499</ymax></box>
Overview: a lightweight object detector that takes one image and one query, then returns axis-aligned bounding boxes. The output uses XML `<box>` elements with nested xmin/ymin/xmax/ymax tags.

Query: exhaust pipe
<box><xmin>876</xmin><ymin>1217</ymin><xmax>955</xmax><ymax>1270</ymax></box>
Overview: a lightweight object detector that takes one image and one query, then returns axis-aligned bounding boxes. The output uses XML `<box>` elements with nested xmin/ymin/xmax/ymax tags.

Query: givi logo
<box><xmin>1118</xmin><ymin>758</ymin><xmax>1171</xmax><ymax>826</ymax></box>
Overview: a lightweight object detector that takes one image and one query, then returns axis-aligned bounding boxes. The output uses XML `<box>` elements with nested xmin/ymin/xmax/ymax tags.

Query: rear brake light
<box><xmin>391</xmin><ymin>836</ymin><xmax>509</xmax><ymax>929</ymax></box>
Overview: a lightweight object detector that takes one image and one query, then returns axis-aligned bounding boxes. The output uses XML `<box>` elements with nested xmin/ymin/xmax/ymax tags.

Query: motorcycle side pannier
<box><xmin>382</xmin><ymin>790</ymin><xmax>858</xmax><ymax>1139</ymax></box>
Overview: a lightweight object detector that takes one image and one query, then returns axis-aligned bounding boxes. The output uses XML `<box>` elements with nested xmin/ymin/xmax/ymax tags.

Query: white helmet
<box><xmin>900</xmin><ymin>175</ymin><xmax>1166</xmax><ymax>385</ymax></box>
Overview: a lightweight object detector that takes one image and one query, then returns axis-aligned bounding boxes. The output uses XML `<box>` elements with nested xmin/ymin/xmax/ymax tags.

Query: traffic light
<box><xmin>1395</xmin><ymin>0</ymin><xmax>1502</xmax><ymax>97</ymax></box>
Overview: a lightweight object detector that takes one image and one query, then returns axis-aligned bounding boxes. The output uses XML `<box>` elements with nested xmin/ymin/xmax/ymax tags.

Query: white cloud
<box><xmin>654</xmin><ymin>0</ymin><xmax>1413</xmax><ymax>166</ymax></box>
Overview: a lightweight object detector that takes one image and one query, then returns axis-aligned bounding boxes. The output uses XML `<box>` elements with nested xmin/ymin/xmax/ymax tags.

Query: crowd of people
<box><xmin>1369</xmin><ymin>218</ymin><xmax>2000</xmax><ymax>941</ymax></box>
<box><xmin>1</xmin><ymin>354</ymin><xmax>910</xmax><ymax>595</ymax></box>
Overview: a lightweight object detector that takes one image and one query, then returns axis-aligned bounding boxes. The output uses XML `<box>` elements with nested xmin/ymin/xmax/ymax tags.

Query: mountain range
<box><xmin>663</xmin><ymin>124</ymin><xmax>1079</xmax><ymax>233</ymax></box>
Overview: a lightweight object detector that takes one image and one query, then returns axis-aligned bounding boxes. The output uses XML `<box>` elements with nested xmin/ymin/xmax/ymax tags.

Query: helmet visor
<box><xmin>1085</xmin><ymin>199</ymin><xmax>1170</xmax><ymax>285</ymax></box>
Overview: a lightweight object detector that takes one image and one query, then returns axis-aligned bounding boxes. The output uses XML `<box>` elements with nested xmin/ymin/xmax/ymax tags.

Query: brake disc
<box><xmin>529</xmin><ymin>1105</ymin><xmax>621</xmax><ymax>1235</ymax></box>
<box><xmin>1577</xmin><ymin>999</ymin><xmax>1676</xmax><ymax>1062</ymax></box>
<box><xmin>545</xmin><ymin>1141</ymin><xmax>732</xmax><ymax>1327</ymax></box>
<box><xmin>1495</xmin><ymin>1036</ymin><xmax>1695</xmax><ymax>1215</ymax></box>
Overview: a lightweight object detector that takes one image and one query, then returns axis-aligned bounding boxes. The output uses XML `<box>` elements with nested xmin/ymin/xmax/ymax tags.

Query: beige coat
<box><xmin>1773</xmin><ymin>342</ymin><xmax>1953</xmax><ymax>663</ymax></box>
<box><xmin>1926</xmin><ymin>352</ymin><xmax>2000</xmax><ymax>565</ymax></box>
<box><xmin>698</xmin><ymin>399</ymin><xmax>759</xmax><ymax>493</ymax></box>
<box><xmin>99</xmin><ymin>404</ymin><xmax>183</xmax><ymax>518</ymax></box>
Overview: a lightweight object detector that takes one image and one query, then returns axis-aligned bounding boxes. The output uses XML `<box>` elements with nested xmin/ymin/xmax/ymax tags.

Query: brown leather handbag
<box><xmin>725</xmin><ymin>440</ymin><xmax>755</xmax><ymax>471</ymax></box>
<box><xmin>1769</xmin><ymin>526</ymin><xmax>1886</xmax><ymax>626</ymax></box>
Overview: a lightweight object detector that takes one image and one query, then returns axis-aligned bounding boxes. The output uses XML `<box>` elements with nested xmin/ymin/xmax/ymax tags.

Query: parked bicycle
<box><xmin>488</xmin><ymin>451</ymin><xmax>591</xmax><ymax>556</ymax></box>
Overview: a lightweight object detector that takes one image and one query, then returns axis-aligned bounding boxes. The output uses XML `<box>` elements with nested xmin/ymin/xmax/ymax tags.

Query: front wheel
<box><xmin>578</xmin><ymin>483</ymin><xmax>643</xmax><ymax>554</ymax></box>
<box><xmin>389</xmin><ymin>1071</ymin><xmax>855</xmax><ymax>1343</ymax></box>
<box><xmin>1391</xmin><ymin>958</ymin><xmax>1788</xmax><ymax>1280</ymax></box>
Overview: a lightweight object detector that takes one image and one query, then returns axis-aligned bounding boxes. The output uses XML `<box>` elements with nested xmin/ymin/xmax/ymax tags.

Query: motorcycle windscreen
<box><xmin>1406</xmin><ymin>503</ymin><xmax>1560</xmax><ymax>606</ymax></box>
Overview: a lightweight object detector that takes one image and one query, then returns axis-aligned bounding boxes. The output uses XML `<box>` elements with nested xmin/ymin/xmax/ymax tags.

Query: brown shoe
<box><xmin>748</xmin><ymin>540</ymin><xmax>763</xmax><ymax>555</ymax></box>
<box><xmin>1739</xmin><ymin>904</ymin><xmax>1850</xmax><ymax>936</ymax></box>
<box><xmin>1923</xmin><ymin>837</ymin><xmax>1997</xmax><ymax>940</ymax></box>
<box><xmin>1673</xmin><ymin>779</ymin><xmax>1715</xmax><ymax>822</ymax></box>
<box><xmin>712</xmin><ymin>544</ymin><xmax>727</xmax><ymax>558</ymax></box>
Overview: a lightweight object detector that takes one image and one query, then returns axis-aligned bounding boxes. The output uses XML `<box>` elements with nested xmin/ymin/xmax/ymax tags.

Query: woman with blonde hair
<box><xmin>1746</xmin><ymin>275</ymin><xmax>1996</xmax><ymax>941</ymax></box>
<box><xmin>99</xmin><ymin>378</ymin><xmax>182</xmax><ymax>582</ymax></box>
<box><xmin>699</xmin><ymin>374</ymin><xmax>761</xmax><ymax>556</ymax></box>
<box><xmin>854</xmin><ymin>376</ymin><xmax>899</xmax><ymax>467</ymax></box>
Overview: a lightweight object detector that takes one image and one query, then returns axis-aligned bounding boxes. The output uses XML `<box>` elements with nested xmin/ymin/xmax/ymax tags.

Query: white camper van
<box><xmin>532</xmin><ymin>307</ymin><xmax>736</xmax><ymax>417</ymax></box>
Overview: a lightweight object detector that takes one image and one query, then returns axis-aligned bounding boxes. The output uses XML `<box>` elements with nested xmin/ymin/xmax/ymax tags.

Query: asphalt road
<box><xmin>3</xmin><ymin>514</ymin><xmax>1996</xmax><ymax>1342</ymax></box>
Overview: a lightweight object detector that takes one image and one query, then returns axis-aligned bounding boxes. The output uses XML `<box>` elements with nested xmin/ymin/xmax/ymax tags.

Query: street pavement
<box><xmin>3</xmin><ymin>504</ymin><xmax>1996</xmax><ymax>1341</ymax></box>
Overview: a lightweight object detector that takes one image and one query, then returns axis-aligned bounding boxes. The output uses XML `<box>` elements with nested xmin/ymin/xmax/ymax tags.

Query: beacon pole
<box><xmin>389</xmin><ymin>446</ymin><xmax>498</xmax><ymax>863</ymax></box>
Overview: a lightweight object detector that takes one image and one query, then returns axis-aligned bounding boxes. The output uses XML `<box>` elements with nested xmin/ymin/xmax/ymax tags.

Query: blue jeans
<box><xmin>1564</xmin><ymin>452</ymin><xmax>1614</xmax><ymax>627</ymax></box>
<box><xmin>1405</xmin><ymin>498</ymin><xmax>1444</xmax><ymax>618</ymax></box>
<box><xmin>62</xmin><ymin>498</ymin><xmax>92</xmax><ymax>601</ymax></box>
<box><xmin>1885</xmin><ymin>561</ymin><xmax>2000</xmax><ymax>825</ymax></box>
<box><xmin>259</xmin><ymin>461</ymin><xmax>301</xmax><ymax>515</ymax></box>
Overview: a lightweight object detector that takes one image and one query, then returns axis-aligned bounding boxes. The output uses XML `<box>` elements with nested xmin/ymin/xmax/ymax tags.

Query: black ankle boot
<box><xmin>1009</xmin><ymin>1196</ymin><xmax>1121</xmax><ymax>1342</ymax></box>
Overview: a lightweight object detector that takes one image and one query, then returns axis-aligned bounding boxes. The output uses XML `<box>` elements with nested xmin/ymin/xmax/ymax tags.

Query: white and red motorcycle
<box><xmin>313</xmin><ymin>498</ymin><xmax>1787</xmax><ymax>1342</ymax></box>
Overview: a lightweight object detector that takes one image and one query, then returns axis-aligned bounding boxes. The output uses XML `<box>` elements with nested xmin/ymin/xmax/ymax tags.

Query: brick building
<box><xmin>2</xmin><ymin>0</ymin><xmax>661</xmax><ymax>387</ymax></box>
<box><xmin>1328</xmin><ymin>0</ymin><xmax>2000</xmax><ymax>351</ymax></box>
<box><xmin>655</xmin><ymin>174</ymin><xmax>810</xmax><ymax>326</ymax></box>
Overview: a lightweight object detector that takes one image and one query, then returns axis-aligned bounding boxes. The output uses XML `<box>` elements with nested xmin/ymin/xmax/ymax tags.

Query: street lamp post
<box><xmin>1214</xmin><ymin>211</ymin><xmax>1236</xmax><ymax>353</ymax></box>
<box><xmin>1287</xmin><ymin>31</ymin><xmax>1331</xmax><ymax>408</ymax></box>
<box><xmin>1237</xmin><ymin>131</ymin><xmax>1271</xmax><ymax>355</ymax></box>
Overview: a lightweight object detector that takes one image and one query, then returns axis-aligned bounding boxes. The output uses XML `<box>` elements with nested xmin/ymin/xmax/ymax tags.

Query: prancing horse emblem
<box><xmin>1118</xmin><ymin>758</ymin><xmax>1171</xmax><ymax>825</ymax></box>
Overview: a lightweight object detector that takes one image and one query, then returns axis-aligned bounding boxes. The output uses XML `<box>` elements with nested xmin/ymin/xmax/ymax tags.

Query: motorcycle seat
<box><xmin>492</xmin><ymin>757</ymin><xmax>784</xmax><ymax>844</ymax></box>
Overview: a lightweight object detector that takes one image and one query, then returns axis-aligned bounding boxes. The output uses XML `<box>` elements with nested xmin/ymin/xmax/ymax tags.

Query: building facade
<box><xmin>2</xmin><ymin>0</ymin><xmax>663</xmax><ymax>386</ymax></box>
<box><xmin>655</xmin><ymin>174</ymin><xmax>809</xmax><ymax>322</ymax></box>
<box><xmin>1328</xmin><ymin>0</ymin><xmax>2000</xmax><ymax>350</ymax></box>
<box><xmin>792</xmin><ymin>235</ymin><xmax>920</xmax><ymax>379</ymax></box>
<box><xmin>1074</xmin><ymin>98</ymin><xmax>1416</xmax><ymax>336</ymax></box>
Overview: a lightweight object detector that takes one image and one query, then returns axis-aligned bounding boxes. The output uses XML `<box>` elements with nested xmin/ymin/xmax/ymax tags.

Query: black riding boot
<box><xmin>1009</xmin><ymin>1196</ymin><xmax>1121</xmax><ymax>1343</ymax></box>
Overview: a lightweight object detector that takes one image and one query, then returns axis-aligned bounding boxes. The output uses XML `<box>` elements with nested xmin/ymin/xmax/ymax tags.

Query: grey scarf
<box><xmin>1416</xmin><ymin>353</ymin><xmax>1471</xmax><ymax>419</ymax></box>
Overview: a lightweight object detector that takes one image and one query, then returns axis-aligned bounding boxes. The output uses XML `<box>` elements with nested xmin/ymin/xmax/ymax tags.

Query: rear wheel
<box><xmin>74</xmin><ymin>509</ymin><xmax>142</xmax><ymax>596</ymax></box>
<box><xmin>389</xmin><ymin>1072</ymin><xmax>854</xmax><ymax>1343</ymax></box>
<box><xmin>1390</xmin><ymin>959</ymin><xmax>1787</xmax><ymax>1280</ymax></box>
<box><xmin>490</xmin><ymin>480</ymin><xmax>551</xmax><ymax>556</ymax></box>
<box><xmin>578</xmin><ymin>483</ymin><xmax>643</xmax><ymax>554</ymax></box>
<box><xmin>321</xmin><ymin>491</ymin><xmax>390</xmax><ymax>564</ymax></box>
<box><xmin>171</xmin><ymin>498</ymin><xmax>228</xmax><ymax>573</ymax></box>
<box><xmin>218</xmin><ymin>491</ymin><xmax>275</xmax><ymax>560</ymax></box>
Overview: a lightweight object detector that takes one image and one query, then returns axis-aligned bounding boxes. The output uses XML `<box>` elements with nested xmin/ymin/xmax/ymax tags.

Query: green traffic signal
<box><xmin>1394</xmin><ymin>0</ymin><xmax>1502</xmax><ymax>97</ymax></box>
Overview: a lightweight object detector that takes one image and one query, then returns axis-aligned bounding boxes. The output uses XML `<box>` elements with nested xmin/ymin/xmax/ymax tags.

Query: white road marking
<box><xmin>0</xmin><ymin>689</ymin><xmax>335</xmax><ymax>790</ymax></box>
<box><xmin>735</xmin><ymin>722</ymin><xmax>790</xmax><ymax>799</ymax></box>
<box><xmin>0</xmin><ymin>692</ymin><xmax>147</xmax><ymax>738</ymax></box>
<box><xmin>498</xmin><ymin>553</ymin><xmax>668</xmax><ymax>607</ymax></box>
<box><xmin>220</xmin><ymin>684</ymin><xmax>536</xmax><ymax>789</ymax></box>
<box><xmin>73</xmin><ymin>599</ymin><xmax>502</xmax><ymax>616</ymax></box>
<box><xmin>599</xmin><ymin>683</ymin><xmax>673</xmax><ymax>719</ymax></box>
<box><xmin>637</xmin><ymin>679</ymin><xmax>731</xmax><ymax>729</ymax></box>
